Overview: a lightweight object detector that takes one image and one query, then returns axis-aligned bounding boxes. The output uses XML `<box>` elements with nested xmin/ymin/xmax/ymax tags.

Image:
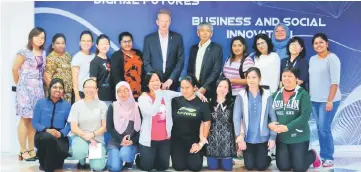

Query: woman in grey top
<box><xmin>68</xmin><ymin>79</ymin><xmax>107</xmax><ymax>171</ymax></box>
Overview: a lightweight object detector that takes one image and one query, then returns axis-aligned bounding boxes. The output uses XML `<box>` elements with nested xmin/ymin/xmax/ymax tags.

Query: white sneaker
<box><xmin>322</xmin><ymin>160</ymin><xmax>334</xmax><ymax>167</ymax></box>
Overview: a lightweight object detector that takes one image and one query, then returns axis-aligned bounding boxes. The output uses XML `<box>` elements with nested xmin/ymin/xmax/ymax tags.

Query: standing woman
<box><xmin>136</xmin><ymin>72</ymin><xmax>206</xmax><ymax>171</ymax></box>
<box><xmin>12</xmin><ymin>27</ymin><xmax>46</xmax><ymax>161</ymax></box>
<box><xmin>222</xmin><ymin>36</ymin><xmax>254</xmax><ymax>97</ymax></box>
<box><xmin>110</xmin><ymin>32</ymin><xmax>144</xmax><ymax>100</ymax></box>
<box><xmin>253</xmin><ymin>34</ymin><xmax>281</xmax><ymax>94</ymax></box>
<box><xmin>32</xmin><ymin>78</ymin><xmax>71</xmax><ymax>171</ymax></box>
<box><xmin>309</xmin><ymin>33</ymin><xmax>342</xmax><ymax>167</ymax></box>
<box><xmin>44</xmin><ymin>33</ymin><xmax>73</xmax><ymax>102</ymax></box>
<box><xmin>271</xmin><ymin>23</ymin><xmax>291</xmax><ymax>60</ymax></box>
<box><xmin>71</xmin><ymin>30</ymin><xmax>95</xmax><ymax>103</ymax></box>
<box><xmin>280</xmin><ymin>37</ymin><xmax>309</xmax><ymax>90</ymax></box>
<box><xmin>233</xmin><ymin>67</ymin><xmax>277</xmax><ymax>171</ymax></box>
<box><xmin>171</xmin><ymin>75</ymin><xmax>211</xmax><ymax>171</ymax></box>
<box><xmin>68</xmin><ymin>79</ymin><xmax>107</xmax><ymax>171</ymax></box>
<box><xmin>90</xmin><ymin>34</ymin><xmax>114</xmax><ymax>105</ymax></box>
<box><xmin>270</xmin><ymin>67</ymin><xmax>321</xmax><ymax>171</ymax></box>
<box><xmin>107</xmin><ymin>81</ymin><xmax>141</xmax><ymax>172</ymax></box>
<box><xmin>206</xmin><ymin>78</ymin><xmax>236</xmax><ymax>171</ymax></box>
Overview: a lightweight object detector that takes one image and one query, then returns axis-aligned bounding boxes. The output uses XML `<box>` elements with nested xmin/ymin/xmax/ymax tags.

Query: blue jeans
<box><xmin>312</xmin><ymin>101</ymin><xmax>340</xmax><ymax>160</ymax></box>
<box><xmin>207</xmin><ymin>157</ymin><xmax>233</xmax><ymax>171</ymax></box>
<box><xmin>107</xmin><ymin>145</ymin><xmax>137</xmax><ymax>172</ymax></box>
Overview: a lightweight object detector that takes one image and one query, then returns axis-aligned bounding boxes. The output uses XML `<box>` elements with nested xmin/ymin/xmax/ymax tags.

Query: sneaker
<box><xmin>311</xmin><ymin>149</ymin><xmax>321</xmax><ymax>168</ymax></box>
<box><xmin>322</xmin><ymin>160</ymin><xmax>334</xmax><ymax>167</ymax></box>
<box><xmin>77</xmin><ymin>162</ymin><xmax>87</xmax><ymax>169</ymax></box>
<box><xmin>123</xmin><ymin>162</ymin><xmax>134</xmax><ymax>170</ymax></box>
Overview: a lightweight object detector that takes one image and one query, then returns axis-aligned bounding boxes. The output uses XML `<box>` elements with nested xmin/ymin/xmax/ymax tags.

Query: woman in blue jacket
<box><xmin>32</xmin><ymin>78</ymin><xmax>71</xmax><ymax>172</ymax></box>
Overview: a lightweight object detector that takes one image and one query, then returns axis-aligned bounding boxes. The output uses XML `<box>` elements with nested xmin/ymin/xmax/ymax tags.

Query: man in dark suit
<box><xmin>187</xmin><ymin>22</ymin><xmax>223</xmax><ymax>98</ymax></box>
<box><xmin>143</xmin><ymin>9</ymin><xmax>184</xmax><ymax>91</ymax></box>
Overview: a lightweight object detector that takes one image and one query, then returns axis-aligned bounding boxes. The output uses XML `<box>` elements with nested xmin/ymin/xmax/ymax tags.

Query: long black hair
<box><xmin>180</xmin><ymin>74</ymin><xmax>200</xmax><ymax>88</ymax></box>
<box><xmin>142</xmin><ymin>71</ymin><xmax>162</xmax><ymax>93</ymax></box>
<box><xmin>252</xmin><ymin>33</ymin><xmax>274</xmax><ymax>57</ymax></box>
<box><xmin>245</xmin><ymin>67</ymin><xmax>264</xmax><ymax>97</ymax></box>
<box><xmin>95</xmin><ymin>34</ymin><xmax>110</xmax><ymax>55</ymax></box>
<box><xmin>229</xmin><ymin>36</ymin><xmax>249</xmax><ymax>64</ymax></box>
<box><xmin>210</xmin><ymin>77</ymin><xmax>233</xmax><ymax>107</ymax></box>
<box><xmin>312</xmin><ymin>33</ymin><xmax>330</xmax><ymax>51</ymax></box>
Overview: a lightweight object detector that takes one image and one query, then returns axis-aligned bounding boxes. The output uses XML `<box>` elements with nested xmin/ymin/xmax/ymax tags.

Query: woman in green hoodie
<box><xmin>269</xmin><ymin>67</ymin><xmax>321</xmax><ymax>172</ymax></box>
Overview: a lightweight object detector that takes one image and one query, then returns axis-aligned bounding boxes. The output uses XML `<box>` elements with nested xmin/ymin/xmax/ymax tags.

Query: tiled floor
<box><xmin>1</xmin><ymin>153</ymin><xmax>361</xmax><ymax>172</ymax></box>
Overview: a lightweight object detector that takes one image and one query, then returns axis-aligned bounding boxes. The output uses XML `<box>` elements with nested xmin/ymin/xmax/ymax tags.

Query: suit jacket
<box><xmin>187</xmin><ymin>42</ymin><xmax>223</xmax><ymax>98</ymax></box>
<box><xmin>109</xmin><ymin>49</ymin><xmax>144</xmax><ymax>91</ymax></box>
<box><xmin>143</xmin><ymin>31</ymin><xmax>184</xmax><ymax>89</ymax></box>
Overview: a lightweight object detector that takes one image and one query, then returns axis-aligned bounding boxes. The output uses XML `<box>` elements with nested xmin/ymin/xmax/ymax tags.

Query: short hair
<box><xmin>180</xmin><ymin>74</ymin><xmax>200</xmax><ymax>88</ymax></box>
<box><xmin>197</xmin><ymin>22</ymin><xmax>213</xmax><ymax>32</ymax></box>
<box><xmin>118</xmin><ymin>32</ymin><xmax>133</xmax><ymax>44</ymax></box>
<box><xmin>312</xmin><ymin>33</ymin><xmax>329</xmax><ymax>51</ymax></box>
<box><xmin>83</xmin><ymin>78</ymin><xmax>97</xmax><ymax>88</ymax></box>
<box><xmin>157</xmin><ymin>9</ymin><xmax>171</xmax><ymax>19</ymax></box>
<box><xmin>282</xmin><ymin>66</ymin><xmax>300</xmax><ymax>78</ymax></box>
<box><xmin>80</xmin><ymin>30</ymin><xmax>93</xmax><ymax>42</ymax></box>
<box><xmin>27</xmin><ymin>27</ymin><xmax>46</xmax><ymax>50</ymax></box>
<box><xmin>286</xmin><ymin>37</ymin><xmax>306</xmax><ymax>58</ymax></box>
<box><xmin>142</xmin><ymin>71</ymin><xmax>162</xmax><ymax>93</ymax></box>
<box><xmin>252</xmin><ymin>33</ymin><xmax>274</xmax><ymax>57</ymax></box>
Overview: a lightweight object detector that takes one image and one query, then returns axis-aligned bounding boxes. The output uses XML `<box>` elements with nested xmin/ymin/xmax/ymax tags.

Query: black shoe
<box><xmin>39</xmin><ymin>165</ymin><xmax>44</xmax><ymax>171</ymax></box>
<box><xmin>77</xmin><ymin>162</ymin><xmax>86</xmax><ymax>169</ymax></box>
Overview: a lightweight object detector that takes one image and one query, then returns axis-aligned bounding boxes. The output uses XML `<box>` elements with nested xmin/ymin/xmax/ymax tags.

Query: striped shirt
<box><xmin>223</xmin><ymin>56</ymin><xmax>254</xmax><ymax>95</ymax></box>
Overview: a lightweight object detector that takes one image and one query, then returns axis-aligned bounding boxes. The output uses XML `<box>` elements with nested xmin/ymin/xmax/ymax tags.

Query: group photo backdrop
<box><xmin>34</xmin><ymin>1</ymin><xmax>361</xmax><ymax>146</ymax></box>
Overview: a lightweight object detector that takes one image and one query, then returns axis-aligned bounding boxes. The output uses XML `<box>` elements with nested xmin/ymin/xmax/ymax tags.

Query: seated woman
<box><xmin>32</xmin><ymin>78</ymin><xmax>71</xmax><ymax>171</ymax></box>
<box><xmin>270</xmin><ymin>67</ymin><xmax>321</xmax><ymax>172</ymax></box>
<box><xmin>107</xmin><ymin>81</ymin><xmax>141</xmax><ymax>172</ymax></box>
<box><xmin>136</xmin><ymin>72</ymin><xmax>207</xmax><ymax>171</ymax></box>
<box><xmin>171</xmin><ymin>75</ymin><xmax>211</xmax><ymax>171</ymax></box>
<box><xmin>68</xmin><ymin>79</ymin><xmax>108</xmax><ymax>171</ymax></box>
<box><xmin>233</xmin><ymin>67</ymin><xmax>277</xmax><ymax>171</ymax></box>
<box><xmin>206</xmin><ymin>77</ymin><xmax>237</xmax><ymax>171</ymax></box>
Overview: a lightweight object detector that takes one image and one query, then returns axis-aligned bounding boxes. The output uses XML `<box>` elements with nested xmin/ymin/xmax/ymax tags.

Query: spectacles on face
<box><xmin>122</xmin><ymin>40</ymin><xmax>132</xmax><ymax>44</ymax></box>
<box><xmin>290</xmin><ymin>42</ymin><xmax>301</xmax><ymax>47</ymax></box>
<box><xmin>256</xmin><ymin>41</ymin><xmax>266</xmax><ymax>47</ymax></box>
<box><xmin>117</xmin><ymin>89</ymin><xmax>129</xmax><ymax>94</ymax></box>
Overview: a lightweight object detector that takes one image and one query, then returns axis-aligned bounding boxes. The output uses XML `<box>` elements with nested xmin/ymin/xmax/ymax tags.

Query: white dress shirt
<box><xmin>254</xmin><ymin>52</ymin><xmax>281</xmax><ymax>94</ymax></box>
<box><xmin>195</xmin><ymin>39</ymin><xmax>211</xmax><ymax>81</ymax></box>
<box><xmin>158</xmin><ymin>31</ymin><xmax>169</xmax><ymax>73</ymax></box>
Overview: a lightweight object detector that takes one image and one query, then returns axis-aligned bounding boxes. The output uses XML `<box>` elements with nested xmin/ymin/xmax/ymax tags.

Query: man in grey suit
<box><xmin>187</xmin><ymin>22</ymin><xmax>223</xmax><ymax>98</ymax></box>
<box><xmin>143</xmin><ymin>9</ymin><xmax>184</xmax><ymax>91</ymax></box>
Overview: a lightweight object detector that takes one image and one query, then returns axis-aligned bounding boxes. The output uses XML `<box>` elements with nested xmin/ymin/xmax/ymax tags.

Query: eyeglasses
<box><xmin>117</xmin><ymin>89</ymin><xmax>129</xmax><ymax>94</ymax></box>
<box><xmin>256</xmin><ymin>41</ymin><xmax>266</xmax><ymax>47</ymax></box>
<box><xmin>122</xmin><ymin>40</ymin><xmax>132</xmax><ymax>44</ymax></box>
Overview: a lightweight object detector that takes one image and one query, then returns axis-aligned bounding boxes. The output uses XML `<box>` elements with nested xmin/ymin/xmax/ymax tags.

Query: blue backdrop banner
<box><xmin>35</xmin><ymin>1</ymin><xmax>361</xmax><ymax>145</ymax></box>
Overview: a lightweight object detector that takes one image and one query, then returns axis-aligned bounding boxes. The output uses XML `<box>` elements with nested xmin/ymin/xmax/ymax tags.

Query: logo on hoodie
<box><xmin>273</xmin><ymin>100</ymin><xmax>300</xmax><ymax>112</ymax></box>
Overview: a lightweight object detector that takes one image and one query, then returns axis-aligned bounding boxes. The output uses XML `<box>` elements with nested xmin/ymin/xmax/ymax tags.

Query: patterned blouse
<box><xmin>123</xmin><ymin>50</ymin><xmax>143</xmax><ymax>98</ymax></box>
<box><xmin>45</xmin><ymin>51</ymin><xmax>73</xmax><ymax>102</ymax></box>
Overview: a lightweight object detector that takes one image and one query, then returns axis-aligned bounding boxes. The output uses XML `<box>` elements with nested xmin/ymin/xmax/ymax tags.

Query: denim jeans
<box><xmin>312</xmin><ymin>101</ymin><xmax>340</xmax><ymax>160</ymax></box>
<box><xmin>107</xmin><ymin>145</ymin><xmax>137</xmax><ymax>172</ymax></box>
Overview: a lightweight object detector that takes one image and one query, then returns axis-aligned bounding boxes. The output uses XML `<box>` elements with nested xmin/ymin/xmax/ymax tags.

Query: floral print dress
<box><xmin>15</xmin><ymin>49</ymin><xmax>46</xmax><ymax>118</ymax></box>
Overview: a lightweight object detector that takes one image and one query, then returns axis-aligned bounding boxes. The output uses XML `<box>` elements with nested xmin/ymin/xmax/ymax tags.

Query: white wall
<box><xmin>1</xmin><ymin>1</ymin><xmax>34</xmax><ymax>154</ymax></box>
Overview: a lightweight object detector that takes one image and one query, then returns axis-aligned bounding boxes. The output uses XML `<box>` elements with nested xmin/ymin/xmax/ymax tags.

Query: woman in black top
<box><xmin>90</xmin><ymin>34</ymin><xmax>114</xmax><ymax>104</ymax></box>
<box><xmin>206</xmin><ymin>77</ymin><xmax>236</xmax><ymax>171</ymax></box>
<box><xmin>171</xmin><ymin>75</ymin><xmax>211</xmax><ymax>171</ymax></box>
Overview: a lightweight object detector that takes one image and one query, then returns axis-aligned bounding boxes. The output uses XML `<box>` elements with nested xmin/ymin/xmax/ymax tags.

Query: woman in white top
<box><xmin>252</xmin><ymin>34</ymin><xmax>281</xmax><ymax>94</ymax></box>
<box><xmin>71</xmin><ymin>30</ymin><xmax>95</xmax><ymax>103</ymax></box>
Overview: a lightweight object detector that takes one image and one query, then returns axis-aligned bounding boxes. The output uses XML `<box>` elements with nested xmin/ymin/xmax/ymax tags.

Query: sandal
<box><xmin>18</xmin><ymin>151</ymin><xmax>36</xmax><ymax>161</ymax></box>
<box><xmin>28</xmin><ymin>149</ymin><xmax>38</xmax><ymax>160</ymax></box>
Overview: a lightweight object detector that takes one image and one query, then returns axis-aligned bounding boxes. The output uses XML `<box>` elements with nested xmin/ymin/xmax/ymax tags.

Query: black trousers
<box><xmin>35</xmin><ymin>132</ymin><xmax>69</xmax><ymax>172</ymax></box>
<box><xmin>276</xmin><ymin>141</ymin><xmax>315</xmax><ymax>172</ymax></box>
<box><xmin>136</xmin><ymin>140</ymin><xmax>171</xmax><ymax>171</ymax></box>
<box><xmin>243</xmin><ymin>142</ymin><xmax>271</xmax><ymax>171</ymax></box>
<box><xmin>171</xmin><ymin>138</ymin><xmax>203</xmax><ymax>171</ymax></box>
<box><xmin>71</xmin><ymin>91</ymin><xmax>85</xmax><ymax>105</ymax></box>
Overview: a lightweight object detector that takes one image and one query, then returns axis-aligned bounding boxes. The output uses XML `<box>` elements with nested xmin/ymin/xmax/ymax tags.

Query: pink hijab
<box><xmin>113</xmin><ymin>81</ymin><xmax>141</xmax><ymax>134</ymax></box>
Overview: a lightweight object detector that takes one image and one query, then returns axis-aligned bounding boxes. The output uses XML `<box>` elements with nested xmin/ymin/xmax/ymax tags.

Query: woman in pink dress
<box><xmin>12</xmin><ymin>27</ymin><xmax>47</xmax><ymax>161</ymax></box>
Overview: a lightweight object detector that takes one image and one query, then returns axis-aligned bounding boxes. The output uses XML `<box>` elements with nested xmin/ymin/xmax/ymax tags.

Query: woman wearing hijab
<box><xmin>272</xmin><ymin>23</ymin><xmax>291</xmax><ymax>60</ymax></box>
<box><xmin>32</xmin><ymin>78</ymin><xmax>71</xmax><ymax>171</ymax></box>
<box><xmin>107</xmin><ymin>81</ymin><xmax>141</xmax><ymax>172</ymax></box>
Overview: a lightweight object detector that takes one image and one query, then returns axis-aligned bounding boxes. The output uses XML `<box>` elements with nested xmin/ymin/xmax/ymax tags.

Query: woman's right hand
<box><xmin>46</xmin><ymin>129</ymin><xmax>61</xmax><ymax>138</ymax></box>
<box><xmin>236</xmin><ymin>136</ymin><xmax>247</xmax><ymax>151</ymax></box>
<box><xmin>82</xmin><ymin>132</ymin><xmax>94</xmax><ymax>141</ymax></box>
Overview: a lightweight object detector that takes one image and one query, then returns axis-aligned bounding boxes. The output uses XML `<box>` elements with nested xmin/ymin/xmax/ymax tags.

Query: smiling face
<box><xmin>52</xmin><ymin>37</ymin><xmax>66</xmax><ymax>54</ymax></box>
<box><xmin>289</xmin><ymin>41</ymin><xmax>303</xmax><ymax>56</ymax></box>
<box><xmin>50</xmin><ymin>82</ymin><xmax>64</xmax><ymax>100</ymax></box>
<box><xmin>148</xmin><ymin>73</ymin><xmax>161</xmax><ymax>92</ymax></box>
<box><xmin>180</xmin><ymin>80</ymin><xmax>196</xmax><ymax>99</ymax></box>
<box><xmin>96</xmin><ymin>38</ymin><xmax>110</xmax><ymax>54</ymax></box>
<box><xmin>232</xmin><ymin>40</ymin><xmax>245</xmax><ymax>57</ymax></box>
<box><xmin>117</xmin><ymin>85</ymin><xmax>130</xmax><ymax>101</ymax></box>
<box><xmin>216</xmin><ymin>80</ymin><xmax>229</xmax><ymax>98</ymax></box>
<box><xmin>80</xmin><ymin>34</ymin><xmax>93</xmax><ymax>52</ymax></box>
<box><xmin>156</xmin><ymin>13</ymin><xmax>171</xmax><ymax>33</ymax></box>
<box><xmin>275</xmin><ymin>25</ymin><xmax>287</xmax><ymax>41</ymax></box>
<box><xmin>256</xmin><ymin>38</ymin><xmax>268</xmax><ymax>55</ymax></box>
<box><xmin>83</xmin><ymin>80</ymin><xmax>98</xmax><ymax>99</ymax></box>
<box><xmin>120</xmin><ymin>36</ymin><xmax>133</xmax><ymax>51</ymax></box>
<box><xmin>197</xmin><ymin>25</ymin><xmax>213</xmax><ymax>43</ymax></box>
<box><xmin>32</xmin><ymin>32</ymin><xmax>45</xmax><ymax>48</ymax></box>
<box><xmin>313</xmin><ymin>37</ymin><xmax>328</xmax><ymax>54</ymax></box>
<box><xmin>282</xmin><ymin>71</ymin><xmax>297</xmax><ymax>89</ymax></box>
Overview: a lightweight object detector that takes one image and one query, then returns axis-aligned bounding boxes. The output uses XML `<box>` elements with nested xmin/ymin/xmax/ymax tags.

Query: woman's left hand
<box><xmin>268</xmin><ymin>140</ymin><xmax>275</xmax><ymax>150</ymax></box>
<box><xmin>196</xmin><ymin>91</ymin><xmax>208</xmax><ymax>102</ymax></box>
<box><xmin>90</xmin><ymin>139</ymin><xmax>97</xmax><ymax>147</ymax></box>
<box><xmin>325</xmin><ymin>102</ymin><xmax>333</xmax><ymax>112</ymax></box>
<box><xmin>190</xmin><ymin>143</ymin><xmax>202</xmax><ymax>153</ymax></box>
